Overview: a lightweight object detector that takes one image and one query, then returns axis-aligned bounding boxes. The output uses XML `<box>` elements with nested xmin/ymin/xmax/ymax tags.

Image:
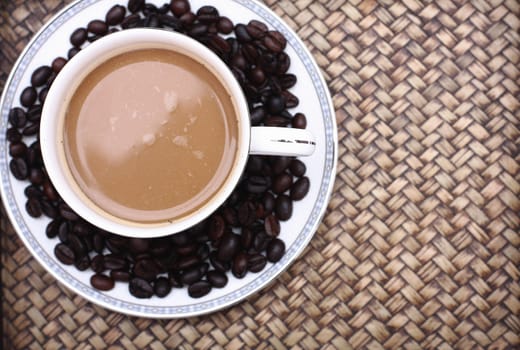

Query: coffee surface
<box><xmin>64</xmin><ymin>49</ymin><xmax>238</xmax><ymax>223</ymax></box>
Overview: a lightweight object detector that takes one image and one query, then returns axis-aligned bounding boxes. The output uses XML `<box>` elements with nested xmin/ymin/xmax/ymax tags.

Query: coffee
<box><xmin>63</xmin><ymin>48</ymin><xmax>238</xmax><ymax>223</ymax></box>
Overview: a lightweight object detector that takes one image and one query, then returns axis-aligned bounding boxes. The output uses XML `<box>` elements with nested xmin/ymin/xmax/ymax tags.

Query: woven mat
<box><xmin>1</xmin><ymin>0</ymin><xmax>519</xmax><ymax>349</ymax></box>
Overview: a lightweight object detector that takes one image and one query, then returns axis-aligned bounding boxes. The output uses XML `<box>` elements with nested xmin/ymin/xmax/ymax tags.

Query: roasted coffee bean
<box><xmin>238</xmin><ymin>201</ymin><xmax>257</xmax><ymax>226</ymax></box>
<box><xmin>26</xmin><ymin>197</ymin><xmax>42</xmax><ymax>218</ymax></box>
<box><xmin>24</xmin><ymin>185</ymin><xmax>42</xmax><ymax>199</ymax></box>
<box><xmin>262</xmin><ymin>193</ymin><xmax>275</xmax><ymax>216</ymax></box>
<box><xmin>180</xmin><ymin>264</ymin><xmax>205</xmax><ymax>285</ymax></box>
<box><xmin>154</xmin><ymin>277</ymin><xmax>171</xmax><ymax>298</ymax></box>
<box><xmin>252</xmin><ymin>231</ymin><xmax>269</xmax><ymax>252</ymax></box>
<box><xmin>40</xmin><ymin>200</ymin><xmax>58</xmax><ymax>219</ymax></box>
<box><xmin>142</xmin><ymin>3</ymin><xmax>159</xmax><ymax>15</ymax></box>
<box><xmin>68</xmin><ymin>47</ymin><xmax>80</xmax><ymax>59</ymax></box>
<box><xmin>258</xmin><ymin>53</ymin><xmax>277</xmax><ymax>74</ymax></box>
<box><xmin>59</xmin><ymin>203</ymin><xmax>80</xmax><ymax>221</ymax></box>
<box><xmin>130</xmin><ymin>277</ymin><xmax>154</xmax><ymax>298</ymax></box>
<box><xmin>51</xmin><ymin>57</ymin><xmax>67</xmax><ymax>73</ymax></box>
<box><xmin>277</xmin><ymin>52</ymin><xmax>291</xmax><ymax>75</ymax></box>
<box><xmin>232</xmin><ymin>252</ymin><xmax>248</xmax><ymax>278</ymax></box>
<box><xmin>43</xmin><ymin>180</ymin><xmax>59</xmax><ymax>201</ymax></box>
<box><xmin>75</xmin><ymin>255</ymin><xmax>90</xmax><ymax>271</ymax></box>
<box><xmin>111</xmin><ymin>269</ymin><xmax>131</xmax><ymax>282</ymax></box>
<box><xmin>248</xmin><ymin>253</ymin><xmax>267</xmax><ymax>272</ymax></box>
<box><xmin>55</xmin><ymin>243</ymin><xmax>75</xmax><ymax>265</ymax></box>
<box><xmin>249</xmin><ymin>66</ymin><xmax>266</xmax><ymax>86</ymax></box>
<box><xmin>272</xmin><ymin>173</ymin><xmax>293</xmax><ymax>194</ymax></box>
<box><xmin>266</xmin><ymin>238</ymin><xmax>285</xmax><ymax>262</ymax></box>
<box><xmin>129</xmin><ymin>238</ymin><xmax>150</xmax><ymax>254</ymax></box>
<box><xmin>91</xmin><ymin>274</ymin><xmax>114</xmax><ymax>291</ymax></box>
<box><xmin>158</xmin><ymin>14</ymin><xmax>182</xmax><ymax>30</ymax></box>
<box><xmin>291</xmin><ymin>112</ymin><xmax>307</xmax><ymax>129</ymax></box>
<box><xmin>170</xmin><ymin>231</ymin><xmax>189</xmax><ymax>246</ymax></box>
<box><xmin>133</xmin><ymin>258</ymin><xmax>160</xmax><ymax>281</ymax></box>
<box><xmin>188</xmin><ymin>281</ymin><xmax>212</xmax><ymax>298</ymax></box>
<box><xmin>221</xmin><ymin>207</ymin><xmax>237</xmax><ymax>226</ymax></box>
<box><xmin>106</xmin><ymin>237</ymin><xmax>127</xmax><ymax>254</ymax></box>
<box><xmin>143</xmin><ymin>14</ymin><xmax>161</xmax><ymax>28</ymax></box>
<box><xmin>128</xmin><ymin>0</ymin><xmax>145</xmax><ymax>13</ymax></box>
<box><xmin>265</xmin><ymin>115</ymin><xmax>291</xmax><ymax>127</ymax></box>
<box><xmin>175</xmin><ymin>243</ymin><xmax>198</xmax><ymax>256</ymax></box>
<box><xmin>246</xmin><ymin>156</ymin><xmax>264</xmax><ymax>174</ymax></box>
<box><xmin>6</xmin><ymin>127</ymin><xmax>22</xmax><ymax>143</ymax></box>
<box><xmin>171</xmin><ymin>0</ymin><xmax>191</xmax><ymax>17</ymax></box>
<box><xmin>150</xmin><ymin>238</ymin><xmax>172</xmax><ymax>257</ymax></box>
<box><xmin>58</xmin><ymin>221</ymin><xmax>70</xmax><ymax>243</ymax></box>
<box><xmin>247</xmin><ymin>175</ymin><xmax>269</xmax><ymax>193</ymax></box>
<box><xmin>235</xmin><ymin>24</ymin><xmax>252</xmax><ymax>43</ymax></box>
<box><xmin>93</xmin><ymin>234</ymin><xmax>105</xmax><ymax>254</ymax></box>
<box><xmin>175</xmin><ymin>255</ymin><xmax>200</xmax><ymax>270</ymax></box>
<box><xmin>242</xmin><ymin>43</ymin><xmax>259</xmax><ymax>63</ymax></box>
<box><xmin>91</xmin><ymin>255</ymin><xmax>105</xmax><ymax>273</ymax></box>
<box><xmin>30</xmin><ymin>66</ymin><xmax>52</xmax><ymax>87</ymax></box>
<box><xmin>275</xmin><ymin>194</ymin><xmax>293</xmax><ymax>221</ymax></box>
<box><xmin>9</xmin><ymin>142</ymin><xmax>27</xmax><ymax>158</ymax></box>
<box><xmin>217</xmin><ymin>233</ymin><xmax>240</xmax><ymax>261</ymax></box>
<box><xmin>22</xmin><ymin>122</ymin><xmax>39</xmax><ymax>136</ymax></box>
<box><xmin>39</xmin><ymin>87</ymin><xmax>49</xmax><ymax>103</ymax></box>
<box><xmin>266</xmin><ymin>95</ymin><xmax>286</xmax><ymax>114</ymax></box>
<box><xmin>68</xmin><ymin>234</ymin><xmax>87</xmax><ymax>257</ymax></box>
<box><xmin>208</xmin><ymin>215</ymin><xmax>225</xmax><ymax>241</ymax></box>
<box><xmin>291</xmin><ymin>176</ymin><xmax>310</xmax><ymax>200</ymax></box>
<box><xmin>217</xmin><ymin>16</ymin><xmax>233</xmax><ymax>34</ymax></box>
<box><xmin>179</xmin><ymin>11</ymin><xmax>196</xmax><ymax>26</ymax></box>
<box><xmin>188</xmin><ymin>23</ymin><xmax>208</xmax><ymax>37</ymax></box>
<box><xmin>230</xmin><ymin>53</ymin><xmax>247</xmax><ymax>71</ymax></box>
<box><xmin>240</xmin><ymin>227</ymin><xmax>254</xmax><ymax>250</ymax></box>
<box><xmin>207</xmin><ymin>34</ymin><xmax>230</xmax><ymax>56</ymax></box>
<box><xmin>20</xmin><ymin>86</ymin><xmax>37</xmax><ymax>108</ymax></box>
<box><xmin>264</xmin><ymin>30</ymin><xmax>287</xmax><ymax>53</ymax></box>
<box><xmin>26</xmin><ymin>104</ymin><xmax>42</xmax><ymax>122</ymax></box>
<box><xmin>87</xmin><ymin>20</ymin><xmax>108</xmax><ymax>35</ymax></box>
<box><xmin>250</xmin><ymin>106</ymin><xmax>266</xmax><ymax>125</ymax></box>
<box><xmin>206</xmin><ymin>270</ymin><xmax>227</xmax><ymax>288</ymax></box>
<box><xmin>120</xmin><ymin>13</ymin><xmax>140</xmax><ymax>29</ymax></box>
<box><xmin>197</xmin><ymin>244</ymin><xmax>210</xmax><ymax>261</ymax></box>
<box><xmin>197</xmin><ymin>5</ymin><xmax>219</xmax><ymax>23</ymax></box>
<box><xmin>168</xmin><ymin>271</ymin><xmax>183</xmax><ymax>288</ymax></box>
<box><xmin>71</xmin><ymin>221</ymin><xmax>90</xmax><ymax>237</ymax></box>
<box><xmin>264</xmin><ymin>214</ymin><xmax>281</xmax><ymax>237</ymax></box>
<box><xmin>103</xmin><ymin>254</ymin><xmax>128</xmax><ymax>270</ymax></box>
<box><xmin>282</xmin><ymin>90</ymin><xmax>299</xmax><ymax>108</ymax></box>
<box><xmin>70</xmin><ymin>27</ymin><xmax>87</xmax><ymax>47</ymax></box>
<box><xmin>271</xmin><ymin>156</ymin><xmax>292</xmax><ymax>175</ymax></box>
<box><xmin>105</xmin><ymin>4</ymin><xmax>126</xmax><ymax>25</ymax></box>
<box><xmin>10</xmin><ymin>158</ymin><xmax>28</xmax><ymax>180</ymax></box>
<box><xmin>279</xmin><ymin>73</ymin><xmax>297</xmax><ymax>89</ymax></box>
<box><xmin>246</xmin><ymin>20</ymin><xmax>268</xmax><ymax>39</ymax></box>
<box><xmin>209</xmin><ymin>251</ymin><xmax>230</xmax><ymax>272</ymax></box>
<box><xmin>46</xmin><ymin>219</ymin><xmax>61</xmax><ymax>238</ymax></box>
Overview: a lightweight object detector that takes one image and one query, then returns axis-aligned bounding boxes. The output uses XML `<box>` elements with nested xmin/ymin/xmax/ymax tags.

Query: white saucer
<box><xmin>0</xmin><ymin>0</ymin><xmax>337</xmax><ymax>318</ymax></box>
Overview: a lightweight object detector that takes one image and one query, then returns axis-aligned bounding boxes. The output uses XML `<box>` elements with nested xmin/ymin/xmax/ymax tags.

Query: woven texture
<box><xmin>1</xmin><ymin>0</ymin><xmax>519</xmax><ymax>349</ymax></box>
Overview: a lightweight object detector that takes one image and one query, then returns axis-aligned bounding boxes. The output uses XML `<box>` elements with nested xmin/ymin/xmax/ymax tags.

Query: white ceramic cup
<box><xmin>40</xmin><ymin>28</ymin><xmax>315</xmax><ymax>238</ymax></box>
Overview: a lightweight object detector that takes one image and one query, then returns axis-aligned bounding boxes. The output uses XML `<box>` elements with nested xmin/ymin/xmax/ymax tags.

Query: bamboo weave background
<box><xmin>1</xmin><ymin>0</ymin><xmax>519</xmax><ymax>349</ymax></box>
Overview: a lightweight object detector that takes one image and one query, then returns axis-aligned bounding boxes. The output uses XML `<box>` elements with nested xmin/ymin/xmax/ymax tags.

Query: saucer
<box><xmin>0</xmin><ymin>0</ymin><xmax>337</xmax><ymax>318</ymax></box>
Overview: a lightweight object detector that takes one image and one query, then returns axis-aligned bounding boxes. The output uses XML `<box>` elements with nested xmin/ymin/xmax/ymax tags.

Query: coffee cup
<box><xmin>40</xmin><ymin>28</ymin><xmax>315</xmax><ymax>238</ymax></box>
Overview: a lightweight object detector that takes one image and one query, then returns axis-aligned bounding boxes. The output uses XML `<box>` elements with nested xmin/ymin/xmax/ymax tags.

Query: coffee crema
<box><xmin>63</xmin><ymin>48</ymin><xmax>238</xmax><ymax>223</ymax></box>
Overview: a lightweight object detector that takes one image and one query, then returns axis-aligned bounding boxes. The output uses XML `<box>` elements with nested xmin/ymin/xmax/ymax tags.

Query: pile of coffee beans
<box><xmin>6</xmin><ymin>0</ymin><xmax>310</xmax><ymax>299</ymax></box>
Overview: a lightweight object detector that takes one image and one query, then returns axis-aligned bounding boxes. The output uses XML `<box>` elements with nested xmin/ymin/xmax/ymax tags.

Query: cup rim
<box><xmin>40</xmin><ymin>28</ymin><xmax>251</xmax><ymax>238</ymax></box>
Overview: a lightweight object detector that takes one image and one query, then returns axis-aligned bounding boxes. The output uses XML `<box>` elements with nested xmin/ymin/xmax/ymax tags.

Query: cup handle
<box><xmin>249</xmin><ymin>127</ymin><xmax>315</xmax><ymax>156</ymax></box>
